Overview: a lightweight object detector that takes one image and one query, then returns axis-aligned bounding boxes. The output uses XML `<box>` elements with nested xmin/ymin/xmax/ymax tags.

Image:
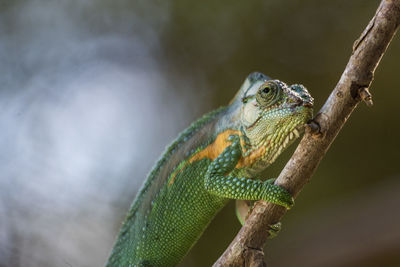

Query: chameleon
<box><xmin>106</xmin><ymin>72</ymin><xmax>313</xmax><ymax>267</ymax></box>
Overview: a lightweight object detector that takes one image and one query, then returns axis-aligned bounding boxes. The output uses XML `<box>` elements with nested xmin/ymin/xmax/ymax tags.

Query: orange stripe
<box><xmin>236</xmin><ymin>145</ymin><xmax>265</xmax><ymax>168</ymax></box>
<box><xmin>188</xmin><ymin>129</ymin><xmax>241</xmax><ymax>164</ymax></box>
<box><xmin>168</xmin><ymin>129</ymin><xmax>240</xmax><ymax>186</ymax></box>
<box><xmin>168</xmin><ymin>129</ymin><xmax>266</xmax><ymax>186</ymax></box>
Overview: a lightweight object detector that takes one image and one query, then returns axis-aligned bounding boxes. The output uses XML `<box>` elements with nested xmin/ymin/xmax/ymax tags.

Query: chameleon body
<box><xmin>106</xmin><ymin>72</ymin><xmax>313</xmax><ymax>267</ymax></box>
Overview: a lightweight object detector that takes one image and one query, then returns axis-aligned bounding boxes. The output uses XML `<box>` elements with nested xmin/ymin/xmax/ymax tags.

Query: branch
<box><xmin>214</xmin><ymin>1</ymin><xmax>400</xmax><ymax>266</ymax></box>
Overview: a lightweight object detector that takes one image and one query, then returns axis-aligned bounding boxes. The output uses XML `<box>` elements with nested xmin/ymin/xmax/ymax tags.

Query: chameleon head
<box><xmin>238</xmin><ymin>72</ymin><xmax>313</xmax><ymax>164</ymax></box>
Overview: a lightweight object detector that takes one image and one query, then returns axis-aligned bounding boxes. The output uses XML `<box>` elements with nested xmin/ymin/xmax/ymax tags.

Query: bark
<box><xmin>213</xmin><ymin>1</ymin><xmax>400</xmax><ymax>266</ymax></box>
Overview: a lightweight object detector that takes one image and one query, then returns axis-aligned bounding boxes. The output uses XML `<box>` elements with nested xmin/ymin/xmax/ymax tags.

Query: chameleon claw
<box><xmin>267</xmin><ymin>222</ymin><xmax>282</xmax><ymax>239</ymax></box>
<box><xmin>262</xmin><ymin>181</ymin><xmax>294</xmax><ymax>209</ymax></box>
<box><xmin>358</xmin><ymin>87</ymin><xmax>373</xmax><ymax>106</ymax></box>
<box><xmin>264</xmin><ymin>178</ymin><xmax>276</xmax><ymax>184</ymax></box>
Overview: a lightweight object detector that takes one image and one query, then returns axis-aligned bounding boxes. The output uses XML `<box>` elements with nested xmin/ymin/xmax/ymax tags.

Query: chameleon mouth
<box><xmin>302</xmin><ymin>102</ymin><xmax>313</xmax><ymax>108</ymax></box>
<box><xmin>291</xmin><ymin>99</ymin><xmax>313</xmax><ymax>109</ymax></box>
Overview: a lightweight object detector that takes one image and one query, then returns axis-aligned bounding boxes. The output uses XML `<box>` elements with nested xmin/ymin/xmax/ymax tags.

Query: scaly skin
<box><xmin>106</xmin><ymin>72</ymin><xmax>313</xmax><ymax>267</ymax></box>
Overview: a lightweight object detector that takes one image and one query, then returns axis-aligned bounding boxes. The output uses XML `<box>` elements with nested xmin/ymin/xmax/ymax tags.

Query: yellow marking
<box><xmin>168</xmin><ymin>161</ymin><xmax>186</xmax><ymax>186</ymax></box>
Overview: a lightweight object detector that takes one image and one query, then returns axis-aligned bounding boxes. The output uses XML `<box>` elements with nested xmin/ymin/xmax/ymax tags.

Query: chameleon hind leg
<box><xmin>204</xmin><ymin>135</ymin><xmax>294</xmax><ymax>209</ymax></box>
<box><xmin>235</xmin><ymin>199</ymin><xmax>282</xmax><ymax>239</ymax></box>
<box><xmin>235</xmin><ymin>199</ymin><xmax>253</xmax><ymax>225</ymax></box>
<box><xmin>235</xmin><ymin>179</ymin><xmax>278</xmax><ymax>224</ymax></box>
<box><xmin>235</xmin><ymin>179</ymin><xmax>282</xmax><ymax>238</ymax></box>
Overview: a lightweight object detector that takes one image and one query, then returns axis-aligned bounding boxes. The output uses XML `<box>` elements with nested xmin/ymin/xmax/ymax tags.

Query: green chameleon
<box><xmin>106</xmin><ymin>72</ymin><xmax>313</xmax><ymax>267</ymax></box>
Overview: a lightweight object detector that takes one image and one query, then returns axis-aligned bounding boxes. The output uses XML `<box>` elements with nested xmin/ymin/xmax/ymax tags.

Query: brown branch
<box><xmin>213</xmin><ymin>1</ymin><xmax>400</xmax><ymax>266</ymax></box>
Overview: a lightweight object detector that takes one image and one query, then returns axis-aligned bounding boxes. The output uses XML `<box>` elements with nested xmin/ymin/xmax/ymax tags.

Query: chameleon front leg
<box><xmin>235</xmin><ymin>179</ymin><xmax>276</xmax><ymax>224</ymax></box>
<box><xmin>204</xmin><ymin>135</ymin><xmax>293</xmax><ymax>209</ymax></box>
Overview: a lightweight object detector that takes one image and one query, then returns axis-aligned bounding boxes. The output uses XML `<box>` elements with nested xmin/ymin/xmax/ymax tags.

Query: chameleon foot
<box><xmin>267</xmin><ymin>222</ymin><xmax>282</xmax><ymax>239</ymax></box>
<box><xmin>262</xmin><ymin>181</ymin><xmax>294</xmax><ymax>209</ymax></box>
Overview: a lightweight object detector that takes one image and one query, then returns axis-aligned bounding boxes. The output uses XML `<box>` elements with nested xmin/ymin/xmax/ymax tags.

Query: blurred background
<box><xmin>0</xmin><ymin>0</ymin><xmax>399</xmax><ymax>266</ymax></box>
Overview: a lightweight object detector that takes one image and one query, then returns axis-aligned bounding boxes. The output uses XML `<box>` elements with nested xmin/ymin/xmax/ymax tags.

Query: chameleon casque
<box><xmin>106</xmin><ymin>72</ymin><xmax>313</xmax><ymax>266</ymax></box>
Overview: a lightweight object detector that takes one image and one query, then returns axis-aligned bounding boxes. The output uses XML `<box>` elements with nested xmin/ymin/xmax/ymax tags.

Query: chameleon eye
<box><xmin>256</xmin><ymin>82</ymin><xmax>279</xmax><ymax>106</ymax></box>
<box><xmin>261</xmin><ymin>83</ymin><xmax>277</xmax><ymax>97</ymax></box>
<box><xmin>262</xmin><ymin>87</ymin><xmax>270</xmax><ymax>94</ymax></box>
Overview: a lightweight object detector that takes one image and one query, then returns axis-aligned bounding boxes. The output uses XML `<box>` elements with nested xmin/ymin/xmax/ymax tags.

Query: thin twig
<box><xmin>214</xmin><ymin>1</ymin><xmax>400</xmax><ymax>266</ymax></box>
